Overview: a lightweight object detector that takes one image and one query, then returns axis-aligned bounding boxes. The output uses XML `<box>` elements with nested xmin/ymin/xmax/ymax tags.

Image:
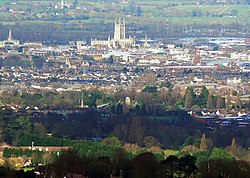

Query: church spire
<box><xmin>80</xmin><ymin>92</ymin><xmax>84</xmax><ymax>108</ymax></box>
<box><xmin>8</xmin><ymin>29</ymin><xmax>12</xmax><ymax>41</ymax></box>
<box><xmin>144</xmin><ymin>34</ymin><xmax>148</xmax><ymax>47</ymax></box>
<box><xmin>61</xmin><ymin>0</ymin><xmax>65</xmax><ymax>9</ymax></box>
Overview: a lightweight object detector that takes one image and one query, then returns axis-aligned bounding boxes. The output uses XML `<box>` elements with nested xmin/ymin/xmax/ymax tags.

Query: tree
<box><xmin>231</xmin><ymin>137</ymin><xmax>237</xmax><ymax>153</ymax></box>
<box><xmin>32</xmin><ymin>152</ymin><xmax>42</xmax><ymax>165</ymax></box>
<box><xmin>52</xmin><ymin>149</ymin><xmax>86</xmax><ymax>177</ymax></box>
<box><xmin>123</xmin><ymin>143</ymin><xmax>141</xmax><ymax>155</ymax></box>
<box><xmin>0</xmin><ymin>117</ymin><xmax>5</xmax><ymax>143</ymax></box>
<box><xmin>216</xmin><ymin>94</ymin><xmax>225</xmax><ymax>109</ymax></box>
<box><xmin>33</xmin><ymin>122</ymin><xmax>47</xmax><ymax>137</ymax></box>
<box><xmin>206</xmin><ymin>91</ymin><xmax>213</xmax><ymax>109</ymax></box>
<box><xmin>184</xmin><ymin>87</ymin><xmax>195</xmax><ymax>109</ymax></box>
<box><xmin>3</xmin><ymin>55</ymin><xmax>30</xmax><ymax>68</ymax></box>
<box><xmin>200</xmin><ymin>133</ymin><xmax>207</xmax><ymax>151</ymax></box>
<box><xmin>209</xmin><ymin>147</ymin><xmax>234</xmax><ymax>160</ymax></box>
<box><xmin>32</xmin><ymin>56</ymin><xmax>44</xmax><ymax>69</ymax></box>
<box><xmin>178</xmin><ymin>155</ymin><xmax>197</xmax><ymax>177</ymax></box>
<box><xmin>111</xmin><ymin>149</ymin><xmax>130</xmax><ymax>177</ymax></box>
<box><xmin>193</xmin><ymin>151</ymin><xmax>210</xmax><ymax>166</ymax></box>
<box><xmin>42</xmin><ymin>153</ymin><xmax>53</xmax><ymax>165</ymax></box>
<box><xmin>136</xmin><ymin>72</ymin><xmax>158</xmax><ymax>88</ymax></box>
<box><xmin>231</xmin><ymin>9</ymin><xmax>238</xmax><ymax>16</ymax></box>
<box><xmin>128</xmin><ymin>0</ymin><xmax>136</xmax><ymax>14</ymax></box>
<box><xmin>159</xmin><ymin>155</ymin><xmax>197</xmax><ymax>178</ymax></box>
<box><xmin>143</xmin><ymin>136</ymin><xmax>161</xmax><ymax>148</ymax></box>
<box><xmin>182</xmin><ymin>136</ymin><xmax>193</xmax><ymax>147</ymax></box>
<box><xmin>136</xmin><ymin>6</ymin><xmax>142</xmax><ymax>16</ymax></box>
<box><xmin>206</xmin><ymin>138</ymin><xmax>214</xmax><ymax>152</ymax></box>
<box><xmin>226</xmin><ymin>92</ymin><xmax>231</xmax><ymax>110</ymax></box>
<box><xmin>141</xmin><ymin>92</ymin><xmax>158</xmax><ymax>116</ymax></box>
<box><xmin>235</xmin><ymin>92</ymin><xmax>242</xmax><ymax>109</ymax></box>
<box><xmin>111</xmin><ymin>101</ymin><xmax>123</xmax><ymax>115</ymax></box>
<box><xmin>43</xmin><ymin>92</ymin><xmax>57</xmax><ymax>109</ymax></box>
<box><xmin>86</xmin><ymin>160</ymin><xmax>111</xmax><ymax>178</ymax></box>
<box><xmin>196</xmin><ymin>86</ymin><xmax>209</xmax><ymax>107</ymax></box>
<box><xmin>181</xmin><ymin>145</ymin><xmax>200</xmax><ymax>154</ymax></box>
<box><xmin>109</xmin><ymin>55</ymin><xmax>114</xmax><ymax>64</ymax></box>
<box><xmin>199</xmin><ymin>159</ymin><xmax>250</xmax><ymax>178</ymax></box>
<box><xmin>131</xmin><ymin>152</ymin><xmax>158</xmax><ymax>178</ymax></box>
<box><xmin>143</xmin><ymin>85</ymin><xmax>157</xmax><ymax>93</ymax></box>
<box><xmin>229</xmin><ymin>137</ymin><xmax>238</xmax><ymax>156</ymax></box>
<box><xmin>128</xmin><ymin>118</ymin><xmax>146</xmax><ymax>146</ymax></box>
<box><xmin>101</xmin><ymin>136</ymin><xmax>122</xmax><ymax>147</ymax></box>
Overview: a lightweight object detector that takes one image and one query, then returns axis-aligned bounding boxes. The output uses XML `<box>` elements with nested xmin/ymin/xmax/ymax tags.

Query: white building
<box><xmin>91</xmin><ymin>18</ymin><xmax>135</xmax><ymax>49</ymax></box>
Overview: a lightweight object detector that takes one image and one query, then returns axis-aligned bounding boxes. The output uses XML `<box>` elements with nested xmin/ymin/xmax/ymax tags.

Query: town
<box><xmin>0</xmin><ymin>18</ymin><xmax>249</xmax><ymax>138</ymax></box>
<box><xmin>0</xmin><ymin>18</ymin><xmax>249</xmax><ymax>106</ymax></box>
<box><xmin>0</xmin><ymin>3</ymin><xmax>250</xmax><ymax>176</ymax></box>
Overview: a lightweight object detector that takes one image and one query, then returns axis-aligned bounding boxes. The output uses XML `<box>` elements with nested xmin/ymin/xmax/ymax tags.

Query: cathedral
<box><xmin>0</xmin><ymin>29</ymin><xmax>20</xmax><ymax>48</ymax></box>
<box><xmin>91</xmin><ymin>18</ymin><xmax>135</xmax><ymax>49</ymax></box>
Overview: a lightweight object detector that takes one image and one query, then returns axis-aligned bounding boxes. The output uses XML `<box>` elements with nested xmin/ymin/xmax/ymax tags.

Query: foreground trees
<box><xmin>199</xmin><ymin>159</ymin><xmax>250</xmax><ymax>178</ymax></box>
<box><xmin>49</xmin><ymin>150</ymin><xmax>198</xmax><ymax>178</ymax></box>
<box><xmin>48</xmin><ymin>149</ymin><xmax>250</xmax><ymax>178</ymax></box>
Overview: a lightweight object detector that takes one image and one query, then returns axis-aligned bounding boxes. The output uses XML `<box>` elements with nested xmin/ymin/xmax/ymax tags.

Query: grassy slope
<box><xmin>0</xmin><ymin>0</ymin><xmax>249</xmax><ymax>32</ymax></box>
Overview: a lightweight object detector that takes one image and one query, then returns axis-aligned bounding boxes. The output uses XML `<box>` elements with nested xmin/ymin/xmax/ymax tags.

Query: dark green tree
<box><xmin>206</xmin><ymin>92</ymin><xmax>214</xmax><ymax>109</ymax></box>
<box><xmin>131</xmin><ymin>152</ymin><xmax>158</xmax><ymax>178</ymax></box>
<box><xmin>209</xmin><ymin>147</ymin><xmax>234</xmax><ymax>161</ymax></box>
<box><xmin>184</xmin><ymin>87</ymin><xmax>195</xmax><ymax>109</ymax></box>
<box><xmin>196</xmin><ymin>86</ymin><xmax>209</xmax><ymax>107</ymax></box>
<box><xmin>109</xmin><ymin>55</ymin><xmax>114</xmax><ymax>64</ymax></box>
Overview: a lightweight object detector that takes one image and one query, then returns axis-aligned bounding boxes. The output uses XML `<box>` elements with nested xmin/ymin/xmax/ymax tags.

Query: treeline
<box><xmin>1</xmin><ymin>150</ymin><xmax>249</xmax><ymax>178</ymax></box>
<box><xmin>50</xmin><ymin>150</ymin><xmax>196</xmax><ymax>178</ymax></box>
<box><xmin>3</xmin><ymin>149</ymin><xmax>249</xmax><ymax>178</ymax></box>
<box><xmin>182</xmin><ymin>86</ymin><xmax>248</xmax><ymax>110</ymax></box>
<box><xmin>0</xmin><ymin>20</ymin><xmax>249</xmax><ymax>44</ymax></box>
<box><xmin>1</xmin><ymin>109</ymin><xmax>250</xmax><ymax>149</ymax></box>
<box><xmin>3</xmin><ymin>134</ymin><xmax>250</xmax><ymax>177</ymax></box>
<box><xmin>1</xmin><ymin>89</ymin><xmax>106</xmax><ymax>109</ymax></box>
<box><xmin>2</xmin><ymin>85</ymin><xmax>248</xmax><ymax>116</ymax></box>
<box><xmin>0</xmin><ymin>23</ymin><xmax>88</xmax><ymax>44</ymax></box>
<box><xmin>0</xmin><ymin>55</ymin><xmax>45</xmax><ymax>69</ymax></box>
<box><xmin>49</xmin><ymin>149</ymin><xmax>249</xmax><ymax>178</ymax></box>
<box><xmin>1</xmin><ymin>109</ymin><xmax>250</xmax><ymax>177</ymax></box>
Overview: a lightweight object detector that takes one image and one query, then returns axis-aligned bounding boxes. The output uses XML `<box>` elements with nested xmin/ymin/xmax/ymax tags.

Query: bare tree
<box><xmin>200</xmin><ymin>133</ymin><xmax>208</xmax><ymax>151</ymax></box>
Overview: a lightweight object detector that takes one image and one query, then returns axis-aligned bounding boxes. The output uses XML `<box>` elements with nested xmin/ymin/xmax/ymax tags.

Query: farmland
<box><xmin>0</xmin><ymin>0</ymin><xmax>249</xmax><ymax>41</ymax></box>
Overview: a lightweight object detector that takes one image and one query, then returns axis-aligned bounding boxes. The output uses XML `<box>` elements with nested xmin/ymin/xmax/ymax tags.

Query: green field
<box><xmin>22</xmin><ymin>167</ymin><xmax>35</xmax><ymax>172</ymax></box>
<box><xmin>163</xmin><ymin>149</ymin><xmax>180</xmax><ymax>157</ymax></box>
<box><xmin>0</xmin><ymin>0</ymin><xmax>249</xmax><ymax>38</ymax></box>
<box><xmin>0</xmin><ymin>0</ymin><xmax>249</xmax><ymax>25</ymax></box>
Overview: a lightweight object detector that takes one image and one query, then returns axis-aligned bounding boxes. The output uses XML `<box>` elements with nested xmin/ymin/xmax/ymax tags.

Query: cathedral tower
<box><xmin>120</xmin><ymin>18</ymin><xmax>125</xmax><ymax>40</ymax></box>
<box><xmin>114</xmin><ymin>18</ymin><xmax>126</xmax><ymax>40</ymax></box>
